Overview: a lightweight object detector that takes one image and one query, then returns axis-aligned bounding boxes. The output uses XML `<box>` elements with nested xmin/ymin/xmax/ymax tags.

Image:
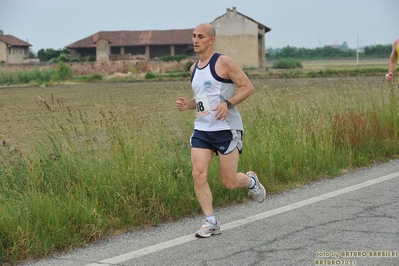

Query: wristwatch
<box><xmin>225</xmin><ymin>100</ymin><xmax>233</xmax><ymax>109</ymax></box>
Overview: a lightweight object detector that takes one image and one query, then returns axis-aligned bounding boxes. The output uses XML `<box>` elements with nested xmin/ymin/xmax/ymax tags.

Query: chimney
<box><xmin>226</xmin><ymin>8</ymin><xmax>231</xmax><ymax>18</ymax></box>
<box><xmin>232</xmin><ymin>7</ymin><xmax>237</xmax><ymax>17</ymax></box>
<box><xmin>0</xmin><ymin>30</ymin><xmax>3</xmax><ymax>36</ymax></box>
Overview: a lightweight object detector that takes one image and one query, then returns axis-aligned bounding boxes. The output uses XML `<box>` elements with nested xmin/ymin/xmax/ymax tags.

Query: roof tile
<box><xmin>66</xmin><ymin>29</ymin><xmax>194</xmax><ymax>48</ymax></box>
<box><xmin>0</xmin><ymin>35</ymin><xmax>31</xmax><ymax>46</ymax></box>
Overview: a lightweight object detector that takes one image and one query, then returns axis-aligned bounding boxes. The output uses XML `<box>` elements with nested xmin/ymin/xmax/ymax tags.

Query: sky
<box><xmin>0</xmin><ymin>0</ymin><xmax>397</xmax><ymax>53</ymax></box>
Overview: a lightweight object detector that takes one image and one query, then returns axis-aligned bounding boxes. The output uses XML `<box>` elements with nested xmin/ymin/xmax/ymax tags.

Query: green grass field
<box><xmin>1</xmin><ymin>67</ymin><xmax>399</xmax><ymax>264</ymax></box>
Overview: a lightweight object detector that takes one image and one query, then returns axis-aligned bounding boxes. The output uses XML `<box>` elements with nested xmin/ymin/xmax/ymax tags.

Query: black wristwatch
<box><xmin>225</xmin><ymin>100</ymin><xmax>233</xmax><ymax>109</ymax></box>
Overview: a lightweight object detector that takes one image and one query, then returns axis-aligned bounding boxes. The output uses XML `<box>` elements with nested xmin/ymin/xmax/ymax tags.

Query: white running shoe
<box><xmin>247</xmin><ymin>171</ymin><xmax>266</xmax><ymax>203</ymax></box>
<box><xmin>195</xmin><ymin>219</ymin><xmax>221</xmax><ymax>238</ymax></box>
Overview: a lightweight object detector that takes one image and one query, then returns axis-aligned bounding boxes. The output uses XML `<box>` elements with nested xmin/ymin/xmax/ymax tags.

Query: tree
<box><xmin>363</xmin><ymin>44</ymin><xmax>391</xmax><ymax>58</ymax></box>
<box><xmin>37</xmin><ymin>48</ymin><xmax>70</xmax><ymax>62</ymax></box>
<box><xmin>279</xmin><ymin>46</ymin><xmax>297</xmax><ymax>58</ymax></box>
<box><xmin>340</xmin><ymin>42</ymin><xmax>349</xmax><ymax>51</ymax></box>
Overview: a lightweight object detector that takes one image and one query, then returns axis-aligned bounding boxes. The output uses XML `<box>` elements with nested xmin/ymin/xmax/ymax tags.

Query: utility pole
<box><xmin>356</xmin><ymin>34</ymin><xmax>359</xmax><ymax>65</ymax></box>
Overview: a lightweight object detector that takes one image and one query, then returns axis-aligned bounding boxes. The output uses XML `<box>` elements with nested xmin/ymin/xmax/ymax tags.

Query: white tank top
<box><xmin>191</xmin><ymin>53</ymin><xmax>243</xmax><ymax>131</ymax></box>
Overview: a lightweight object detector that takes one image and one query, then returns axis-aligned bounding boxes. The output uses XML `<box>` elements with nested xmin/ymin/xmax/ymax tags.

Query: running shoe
<box><xmin>195</xmin><ymin>219</ymin><xmax>221</xmax><ymax>238</ymax></box>
<box><xmin>247</xmin><ymin>171</ymin><xmax>266</xmax><ymax>203</ymax></box>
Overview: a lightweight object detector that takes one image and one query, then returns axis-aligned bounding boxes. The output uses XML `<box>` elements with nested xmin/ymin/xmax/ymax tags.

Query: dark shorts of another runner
<box><xmin>190</xmin><ymin>129</ymin><xmax>243</xmax><ymax>155</ymax></box>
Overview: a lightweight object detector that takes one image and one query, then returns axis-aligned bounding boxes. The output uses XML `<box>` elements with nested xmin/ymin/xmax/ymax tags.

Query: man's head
<box><xmin>192</xmin><ymin>23</ymin><xmax>216</xmax><ymax>54</ymax></box>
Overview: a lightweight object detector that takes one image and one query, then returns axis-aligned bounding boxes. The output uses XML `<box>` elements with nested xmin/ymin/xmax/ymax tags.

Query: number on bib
<box><xmin>195</xmin><ymin>94</ymin><xmax>210</xmax><ymax>117</ymax></box>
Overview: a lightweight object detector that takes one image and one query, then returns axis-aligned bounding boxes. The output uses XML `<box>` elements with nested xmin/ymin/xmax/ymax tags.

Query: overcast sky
<box><xmin>1</xmin><ymin>0</ymin><xmax>397</xmax><ymax>53</ymax></box>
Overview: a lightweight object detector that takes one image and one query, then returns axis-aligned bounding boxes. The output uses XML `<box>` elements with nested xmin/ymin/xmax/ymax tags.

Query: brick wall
<box><xmin>0</xmin><ymin>57</ymin><xmax>195</xmax><ymax>76</ymax></box>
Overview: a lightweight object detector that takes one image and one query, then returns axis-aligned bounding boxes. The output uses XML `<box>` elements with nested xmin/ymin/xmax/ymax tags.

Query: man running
<box><xmin>176</xmin><ymin>23</ymin><xmax>266</xmax><ymax>238</ymax></box>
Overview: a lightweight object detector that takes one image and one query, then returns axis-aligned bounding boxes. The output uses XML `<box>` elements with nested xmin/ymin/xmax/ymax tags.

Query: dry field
<box><xmin>0</xmin><ymin>81</ymin><xmax>192</xmax><ymax>149</ymax></box>
<box><xmin>0</xmin><ymin>74</ymin><xmax>387</xmax><ymax>151</ymax></box>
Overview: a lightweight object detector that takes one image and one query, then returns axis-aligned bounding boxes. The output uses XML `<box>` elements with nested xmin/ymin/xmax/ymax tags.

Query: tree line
<box><xmin>33</xmin><ymin>43</ymin><xmax>393</xmax><ymax>63</ymax></box>
<box><xmin>267</xmin><ymin>44</ymin><xmax>392</xmax><ymax>60</ymax></box>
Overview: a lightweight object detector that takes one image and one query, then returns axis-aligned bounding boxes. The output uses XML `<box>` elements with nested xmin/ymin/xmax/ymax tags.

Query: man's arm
<box><xmin>386</xmin><ymin>39</ymin><xmax>399</xmax><ymax>82</ymax></box>
<box><xmin>217</xmin><ymin>55</ymin><xmax>255</xmax><ymax>106</ymax></box>
<box><xmin>211</xmin><ymin>56</ymin><xmax>254</xmax><ymax>120</ymax></box>
<box><xmin>176</xmin><ymin>97</ymin><xmax>196</xmax><ymax>111</ymax></box>
<box><xmin>176</xmin><ymin>62</ymin><xmax>197</xmax><ymax>111</ymax></box>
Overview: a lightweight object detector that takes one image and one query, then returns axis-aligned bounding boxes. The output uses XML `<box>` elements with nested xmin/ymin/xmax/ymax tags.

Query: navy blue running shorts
<box><xmin>190</xmin><ymin>129</ymin><xmax>243</xmax><ymax>155</ymax></box>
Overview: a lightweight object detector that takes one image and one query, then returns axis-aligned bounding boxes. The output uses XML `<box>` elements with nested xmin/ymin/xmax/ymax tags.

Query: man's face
<box><xmin>192</xmin><ymin>25</ymin><xmax>215</xmax><ymax>54</ymax></box>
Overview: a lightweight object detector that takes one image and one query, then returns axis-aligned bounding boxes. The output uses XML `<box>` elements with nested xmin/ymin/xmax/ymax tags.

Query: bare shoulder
<box><xmin>216</xmin><ymin>55</ymin><xmax>244</xmax><ymax>76</ymax></box>
<box><xmin>216</xmin><ymin>54</ymin><xmax>251</xmax><ymax>86</ymax></box>
<box><xmin>218</xmin><ymin>55</ymin><xmax>239</xmax><ymax>68</ymax></box>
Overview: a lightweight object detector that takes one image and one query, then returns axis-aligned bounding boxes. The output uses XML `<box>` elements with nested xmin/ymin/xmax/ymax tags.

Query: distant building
<box><xmin>211</xmin><ymin>7</ymin><xmax>271</xmax><ymax>68</ymax></box>
<box><xmin>66</xmin><ymin>29</ymin><xmax>193</xmax><ymax>61</ymax></box>
<box><xmin>0</xmin><ymin>30</ymin><xmax>32</xmax><ymax>64</ymax></box>
<box><xmin>65</xmin><ymin>7</ymin><xmax>271</xmax><ymax>68</ymax></box>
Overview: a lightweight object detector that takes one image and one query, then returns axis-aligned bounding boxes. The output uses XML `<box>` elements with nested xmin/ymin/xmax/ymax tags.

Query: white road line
<box><xmin>86</xmin><ymin>172</ymin><xmax>398</xmax><ymax>266</ymax></box>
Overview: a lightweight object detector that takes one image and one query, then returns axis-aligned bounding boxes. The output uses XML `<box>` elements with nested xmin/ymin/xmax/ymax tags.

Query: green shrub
<box><xmin>272</xmin><ymin>58</ymin><xmax>303</xmax><ymax>69</ymax></box>
<box><xmin>145</xmin><ymin>71</ymin><xmax>157</xmax><ymax>79</ymax></box>
<box><xmin>73</xmin><ymin>74</ymin><xmax>103</xmax><ymax>82</ymax></box>
<box><xmin>57</xmin><ymin>62</ymin><xmax>74</xmax><ymax>80</ymax></box>
<box><xmin>50</xmin><ymin>53</ymin><xmax>71</xmax><ymax>63</ymax></box>
<box><xmin>159</xmin><ymin>54</ymin><xmax>189</xmax><ymax>62</ymax></box>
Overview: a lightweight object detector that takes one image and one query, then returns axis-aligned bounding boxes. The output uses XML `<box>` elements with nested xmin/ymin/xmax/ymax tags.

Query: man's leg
<box><xmin>191</xmin><ymin>147</ymin><xmax>214</xmax><ymax>216</ymax></box>
<box><xmin>218</xmin><ymin>148</ymin><xmax>252</xmax><ymax>189</ymax></box>
<box><xmin>191</xmin><ymin>147</ymin><xmax>222</xmax><ymax>238</ymax></box>
<box><xmin>218</xmin><ymin>148</ymin><xmax>266</xmax><ymax>203</ymax></box>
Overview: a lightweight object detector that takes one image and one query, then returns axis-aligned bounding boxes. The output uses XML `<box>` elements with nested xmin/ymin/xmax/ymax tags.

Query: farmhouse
<box><xmin>0</xmin><ymin>30</ymin><xmax>32</xmax><ymax>64</ymax></box>
<box><xmin>66</xmin><ymin>7</ymin><xmax>271</xmax><ymax>69</ymax></box>
<box><xmin>211</xmin><ymin>7</ymin><xmax>271</xmax><ymax>68</ymax></box>
<box><xmin>66</xmin><ymin>29</ymin><xmax>194</xmax><ymax>62</ymax></box>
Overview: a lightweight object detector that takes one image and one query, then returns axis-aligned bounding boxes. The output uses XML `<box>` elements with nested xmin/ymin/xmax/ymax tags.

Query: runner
<box><xmin>176</xmin><ymin>23</ymin><xmax>266</xmax><ymax>238</ymax></box>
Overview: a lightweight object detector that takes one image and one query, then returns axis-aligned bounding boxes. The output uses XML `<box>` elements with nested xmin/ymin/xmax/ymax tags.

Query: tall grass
<box><xmin>240</xmin><ymin>77</ymin><xmax>399</xmax><ymax>191</ymax></box>
<box><xmin>0</xmin><ymin>62</ymin><xmax>74</xmax><ymax>86</ymax></box>
<box><xmin>1</xmin><ymin>76</ymin><xmax>399</xmax><ymax>264</ymax></box>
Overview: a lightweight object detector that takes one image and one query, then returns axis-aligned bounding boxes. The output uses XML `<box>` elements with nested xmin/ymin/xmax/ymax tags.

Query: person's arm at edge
<box><xmin>386</xmin><ymin>39</ymin><xmax>399</xmax><ymax>82</ymax></box>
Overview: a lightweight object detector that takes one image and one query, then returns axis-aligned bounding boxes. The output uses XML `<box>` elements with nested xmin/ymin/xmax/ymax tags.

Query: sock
<box><xmin>206</xmin><ymin>215</ymin><xmax>216</xmax><ymax>224</ymax></box>
<box><xmin>248</xmin><ymin>177</ymin><xmax>256</xmax><ymax>189</ymax></box>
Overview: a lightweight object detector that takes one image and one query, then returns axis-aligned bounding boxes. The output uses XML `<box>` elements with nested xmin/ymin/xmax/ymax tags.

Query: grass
<box><xmin>1</xmin><ymin>75</ymin><xmax>399</xmax><ymax>264</ymax></box>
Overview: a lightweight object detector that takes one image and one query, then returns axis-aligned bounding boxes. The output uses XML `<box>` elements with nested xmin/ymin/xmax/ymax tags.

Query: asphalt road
<box><xmin>20</xmin><ymin>160</ymin><xmax>399</xmax><ymax>266</ymax></box>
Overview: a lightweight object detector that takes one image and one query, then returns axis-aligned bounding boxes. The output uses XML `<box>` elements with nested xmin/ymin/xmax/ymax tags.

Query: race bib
<box><xmin>195</xmin><ymin>94</ymin><xmax>211</xmax><ymax>117</ymax></box>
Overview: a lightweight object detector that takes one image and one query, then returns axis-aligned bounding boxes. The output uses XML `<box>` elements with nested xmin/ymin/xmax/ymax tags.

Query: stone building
<box><xmin>0</xmin><ymin>30</ymin><xmax>32</xmax><ymax>64</ymax></box>
<box><xmin>211</xmin><ymin>7</ymin><xmax>271</xmax><ymax>69</ymax></box>
<box><xmin>66</xmin><ymin>29</ymin><xmax>194</xmax><ymax>62</ymax></box>
<box><xmin>65</xmin><ymin>7</ymin><xmax>271</xmax><ymax>69</ymax></box>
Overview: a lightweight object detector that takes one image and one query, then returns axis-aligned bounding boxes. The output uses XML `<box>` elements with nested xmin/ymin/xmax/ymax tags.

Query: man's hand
<box><xmin>176</xmin><ymin>97</ymin><xmax>189</xmax><ymax>111</ymax></box>
<box><xmin>212</xmin><ymin>102</ymin><xmax>228</xmax><ymax>120</ymax></box>
<box><xmin>385</xmin><ymin>72</ymin><xmax>394</xmax><ymax>82</ymax></box>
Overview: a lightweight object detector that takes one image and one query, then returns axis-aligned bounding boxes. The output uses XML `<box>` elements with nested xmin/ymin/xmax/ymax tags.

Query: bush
<box><xmin>272</xmin><ymin>58</ymin><xmax>303</xmax><ymax>69</ymax></box>
<box><xmin>50</xmin><ymin>53</ymin><xmax>71</xmax><ymax>63</ymax></box>
<box><xmin>159</xmin><ymin>54</ymin><xmax>189</xmax><ymax>62</ymax></box>
<box><xmin>57</xmin><ymin>62</ymin><xmax>74</xmax><ymax>80</ymax></box>
<box><xmin>145</xmin><ymin>71</ymin><xmax>157</xmax><ymax>79</ymax></box>
<box><xmin>73</xmin><ymin>74</ymin><xmax>103</xmax><ymax>82</ymax></box>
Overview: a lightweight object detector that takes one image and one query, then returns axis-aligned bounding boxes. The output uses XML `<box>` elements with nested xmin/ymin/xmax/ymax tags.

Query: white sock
<box><xmin>206</xmin><ymin>215</ymin><xmax>216</xmax><ymax>224</ymax></box>
<box><xmin>248</xmin><ymin>177</ymin><xmax>256</xmax><ymax>189</ymax></box>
